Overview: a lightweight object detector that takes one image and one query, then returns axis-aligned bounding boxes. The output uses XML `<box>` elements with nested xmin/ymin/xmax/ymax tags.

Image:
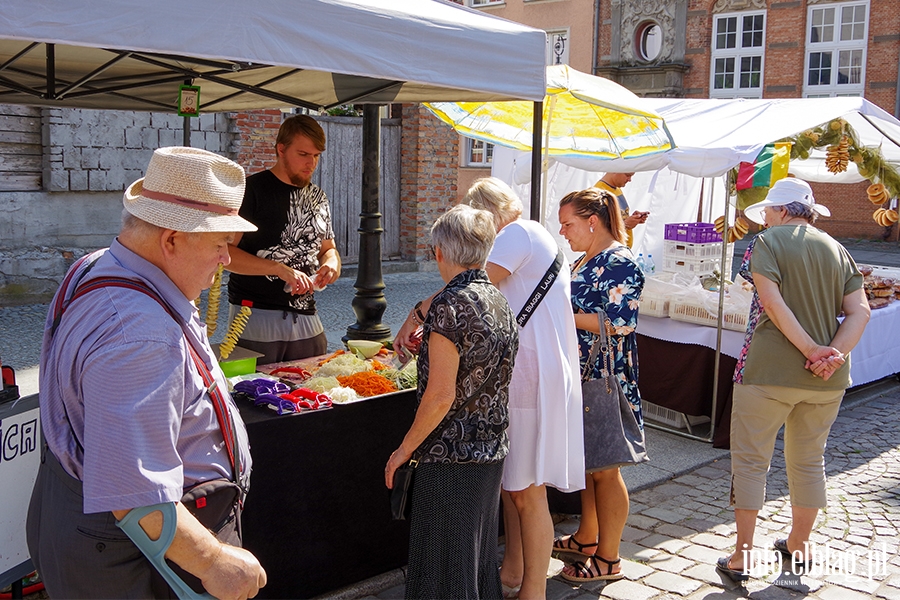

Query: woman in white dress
<box><xmin>396</xmin><ymin>178</ymin><xmax>584</xmax><ymax>599</ymax></box>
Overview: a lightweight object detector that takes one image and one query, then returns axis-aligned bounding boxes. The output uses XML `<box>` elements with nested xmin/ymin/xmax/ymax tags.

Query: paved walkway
<box><xmin>5</xmin><ymin>239</ymin><xmax>900</xmax><ymax>600</ymax></box>
<box><xmin>353</xmin><ymin>379</ymin><xmax>900</xmax><ymax>600</ymax></box>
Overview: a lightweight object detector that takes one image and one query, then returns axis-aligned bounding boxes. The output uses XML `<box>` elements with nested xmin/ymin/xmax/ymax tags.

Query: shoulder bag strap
<box><xmin>55</xmin><ymin>277</ymin><xmax>245</xmax><ymax>497</ymax></box>
<box><xmin>516</xmin><ymin>248</ymin><xmax>565</xmax><ymax>328</ymax></box>
<box><xmin>582</xmin><ymin>309</ymin><xmax>614</xmax><ymax>393</ymax></box>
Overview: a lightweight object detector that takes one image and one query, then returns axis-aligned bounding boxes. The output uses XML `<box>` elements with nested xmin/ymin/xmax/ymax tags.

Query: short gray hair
<box><xmin>782</xmin><ymin>201</ymin><xmax>817</xmax><ymax>223</ymax></box>
<box><xmin>121</xmin><ymin>208</ymin><xmax>202</xmax><ymax>239</ymax></box>
<box><xmin>431</xmin><ymin>204</ymin><xmax>496</xmax><ymax>269</ymax></box>
<box><xmin>121</xmin><ymin>208</ymin><xmax>163</xmax><ymax>236</ymax></box>
<box><xmin>463</xmin><ymin>177</ymin><xmax>523</xmax><ymax>229</ymax></box>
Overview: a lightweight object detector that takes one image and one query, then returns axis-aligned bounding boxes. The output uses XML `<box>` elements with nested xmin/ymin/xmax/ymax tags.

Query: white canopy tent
<box><xmin>0</xmin><ymin>0</ymin><xmax>548</xmax><ymax>111</ymax></box>
<box><xmin>494</xmin><ymin>97</ymin><xmax>900</xmax><ymax>262</ymax></box>
<box><xmin>493</xmin><ymin>96</ymin><xmax>900</xmax><ymax>442</ymax></box>
<box><xmin>0</xmin><ymin>6</ymin><xmax>550</xmax><ymax>590</ymax></box>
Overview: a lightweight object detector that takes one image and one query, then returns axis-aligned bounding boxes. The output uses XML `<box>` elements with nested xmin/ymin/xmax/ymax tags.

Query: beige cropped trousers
<box><xmin>730</xmin><ymin>383</ymin><xmax>844</xmax><ymax>510</ymax></box>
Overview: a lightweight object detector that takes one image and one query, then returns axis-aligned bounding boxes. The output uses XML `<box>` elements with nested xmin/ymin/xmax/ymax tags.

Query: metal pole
<box><xmin>345</xmin><ymin>104</ymin><xmax>391</xmax><ymax>342</ymax></box>
<box><xmin>530</xmin><ymin>101</ymin><xmax>543</xmax><ymax>222</ymax></box>
<box><xmin>709</xmin><ymin>172</ymin><xmax>734</xmax><ymax>444</ymax></box>
<box><xmin>182</xmin><ymin>79</ymin><xmax>192</xmax><ymax>146</ymax></box>
<box><xmin>45</xmin><ymin>43</ymin><xmax>55</xmax><ymax>99</ymax></box>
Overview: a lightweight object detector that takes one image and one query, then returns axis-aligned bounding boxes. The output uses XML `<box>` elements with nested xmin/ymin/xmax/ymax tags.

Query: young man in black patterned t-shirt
<box><xmin>227</xmin><ymin>115</ymin><xmax>341</xmax><ymax>363</ymax></box>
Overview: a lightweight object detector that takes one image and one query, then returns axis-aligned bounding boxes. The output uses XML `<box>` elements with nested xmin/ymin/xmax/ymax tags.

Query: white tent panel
<box><xmin>552</xmin><ymin>97</ymin><xmax>900</xmax><ymax>179</ymax></box>
<box><xmin>492</xmin><ymin>97</ymin><xmax>900</xmax><ymax>264</ymax></box>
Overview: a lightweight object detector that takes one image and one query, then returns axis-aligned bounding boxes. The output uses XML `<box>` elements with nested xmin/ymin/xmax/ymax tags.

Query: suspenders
<box><xmin>50</xmin><ymin>261</ymin><xmax>246</xmax><ymax>498</ymax></box>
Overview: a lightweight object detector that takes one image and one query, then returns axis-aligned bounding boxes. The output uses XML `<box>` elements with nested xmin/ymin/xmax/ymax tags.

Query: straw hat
<box><xmin>124</xmin><ymin>147</ymin><xmax>257</xmax><ymax>232</ymax></box>
<box><xmin>743</xmin><ymin>178</ymin><xmax>831</xmax><ymax>225</ymax></box>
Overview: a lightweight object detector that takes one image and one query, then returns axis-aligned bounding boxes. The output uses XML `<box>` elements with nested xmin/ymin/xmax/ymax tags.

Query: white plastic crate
<box><xmin>663</xmin><ymin>252</ymin><xmax>733</xmax><ymax>277</ymax></box>
<box><xmin>639</xmin><ymin>290</ymin><xmax>669</xmax><ymax>318</ymax></box>
<box><xmin>643</xmin><ymin>401</ymin><xmax>711</xmax><ymax>430</ymax></box>
<box><xmin>669</xmin><ymin>300</ymin><xmax>749</xmax><ymax>332</ymax></box>
<box><xmin>662</xmin><ymin>254</ymin><xmax>719</xmax><ymax>276</ymax></box>
<box><xmin>663</xmin><ymin>240</ymin><xmax>732</xmax><ymax>260</ymax></box>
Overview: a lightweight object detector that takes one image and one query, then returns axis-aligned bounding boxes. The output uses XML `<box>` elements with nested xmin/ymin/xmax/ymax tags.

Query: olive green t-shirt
<box><xmin>743</xmin><ymin>225</ymin><xmax>862</xmax><ymax>391</ymax></box>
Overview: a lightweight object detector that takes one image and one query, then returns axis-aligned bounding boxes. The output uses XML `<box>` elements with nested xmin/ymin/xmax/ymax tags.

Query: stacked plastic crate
<box><xmin>662</xmin><ymin>222</ymin><xmax>732</xmax><ymax>276</ymax></box>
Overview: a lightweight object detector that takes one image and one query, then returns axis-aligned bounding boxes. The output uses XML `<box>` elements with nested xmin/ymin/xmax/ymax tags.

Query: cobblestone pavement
<box><xmin>0</xmin><ymin>269</ymin><xmax>445</xmax><ymax>375</ymax></box>
<box><xmin>364</xmin><ymin>382</ymin><xmax>900</xmax><ymax>600</ymax></box>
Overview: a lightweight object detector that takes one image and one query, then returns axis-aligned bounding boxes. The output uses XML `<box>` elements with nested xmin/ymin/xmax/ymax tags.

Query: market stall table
<box><xmin>237</xmin><ymin>355</ymin><xmax>417</xmax><ymax>598</ymax></box>
<box><xmin>634</xmin><ymin>300</ymin><xmax>900</xmax><ymax>448</ymax></box>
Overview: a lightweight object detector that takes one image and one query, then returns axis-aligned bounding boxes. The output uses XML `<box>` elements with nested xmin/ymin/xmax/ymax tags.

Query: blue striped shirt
<box><xmin>39</xmin><ymin>239</ymin><xmax>252</xmax><ymax>514</ymax></box>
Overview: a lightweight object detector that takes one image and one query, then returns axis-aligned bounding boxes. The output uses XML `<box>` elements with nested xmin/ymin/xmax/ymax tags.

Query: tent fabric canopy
<box><xmin>0</xmin><ymin>0</ymin><xmax>548</xmax><ymax>112</ymax></box>
<box><xmin>550</xmin><ymin>97</ymin><xmax>900</xmax><ymax>180</ymax></box>
<box><xmin>494</xmin><ymin>97</ymin><xmax>900</xmax><ymax>262</ymax></box>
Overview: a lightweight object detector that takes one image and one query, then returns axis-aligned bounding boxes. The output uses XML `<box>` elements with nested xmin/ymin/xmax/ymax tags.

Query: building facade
<box><xmin>594</xmin><ymin>0</ymin><xmax>900</xmax><ymax>239</ymax></box>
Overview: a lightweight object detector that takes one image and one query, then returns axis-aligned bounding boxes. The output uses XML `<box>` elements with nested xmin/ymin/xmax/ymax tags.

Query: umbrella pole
<box><xmin>345</xmin><ymin>104</ymin><xmax>391</xmax><ymax>343</ymax></box>
<box><xmin>539</xmin><ymin>96</ymin><xmax>556</xmax><ymax>227</ymax></box>
<box><xmin>530</xmin><ymin>100</ymin><xmax>543</xmax><ymax>222</ymax></box>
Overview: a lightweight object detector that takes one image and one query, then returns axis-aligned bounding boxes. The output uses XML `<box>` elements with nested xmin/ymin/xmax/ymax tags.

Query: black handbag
<box><xmin>581</xmin><ymin>310</ymin><xmax>649</xmax><ymax>472</ymax></box>
<box><xmin>390</xmin><ymin>464</ymin><xmax>416</xmax><ymax>520</ymax></box>
<box><xmin>390</xmin><ymin>344</ymin><xmax>512</xmax><ymax>520</ymax></box>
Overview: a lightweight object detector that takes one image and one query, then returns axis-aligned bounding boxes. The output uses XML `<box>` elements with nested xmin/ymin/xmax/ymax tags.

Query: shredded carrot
<box><xmin>317</xmin><ymin>349</ymin><xmax>346</xmax><ymax>366</ymax></box>
<box><xmin>371</xmin><ymin>360</ymin><xmax>390</xmax><ymax>371</ymax></box>
<box><xmin>337</xmin><ymin>371</ymin><xmax>397</xmax><ymax>397</ymax></box>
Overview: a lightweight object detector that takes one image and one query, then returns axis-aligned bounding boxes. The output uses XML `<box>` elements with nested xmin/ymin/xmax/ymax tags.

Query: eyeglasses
<box><xmin>428</xmin><ymin>244</ymin><xmax>436</xmax><ymax>260</ymax></box>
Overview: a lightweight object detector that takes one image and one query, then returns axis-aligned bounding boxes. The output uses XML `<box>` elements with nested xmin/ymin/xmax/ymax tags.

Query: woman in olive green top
<box><xmin>717</xmin><ymin>178</ymin><xmax>870</xmax><ymax>581</ymax></box>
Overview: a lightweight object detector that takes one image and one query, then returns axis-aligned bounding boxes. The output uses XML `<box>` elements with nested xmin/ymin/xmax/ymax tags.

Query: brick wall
<box><xmin>230</xmin><ymin>109</ymin><xmax>283</xmax><ymax>175</ymax></box>
<box><xmin>398</xmin><ymin>104</ymin><xmax>459</xmax><ymax>261</ymax></box>
<box><xmin>680</xmin><ymin>1</ymin><xmax>900</xmax><ymax>241</ymax></box>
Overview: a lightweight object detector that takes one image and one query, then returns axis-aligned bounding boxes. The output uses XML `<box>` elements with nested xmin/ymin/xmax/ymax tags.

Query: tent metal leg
<box><xmin>645</xmin><ymin>419</ymin><xmax>714</xmax><ymax>443</ymax></box>
<box><xmin>529</xmin><ymin>100</ymin><xmax>543</xmax><ymax>222</ymax></box>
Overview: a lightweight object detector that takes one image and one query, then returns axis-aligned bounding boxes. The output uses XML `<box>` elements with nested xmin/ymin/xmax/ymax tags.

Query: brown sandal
<box><xmin>552</xmin><ymin>535</ymin><xmax>598</xmax><ymax>558</ymax></box>
<box><xmin>560</xmin><ymin>555</ymin><xmax>624</xmax><ymax>582</ymax></box>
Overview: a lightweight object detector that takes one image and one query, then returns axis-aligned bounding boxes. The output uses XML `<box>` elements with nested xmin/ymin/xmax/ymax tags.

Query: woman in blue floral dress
<box><xmin>553</xmin><ymin>187</ymin><xmax>645</xmax><ymax>583</ymax></box>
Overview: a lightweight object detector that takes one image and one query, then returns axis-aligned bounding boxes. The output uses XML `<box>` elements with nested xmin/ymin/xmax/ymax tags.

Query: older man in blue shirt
<box><xmin>27</xmin><ymin>147</ymin><xmax>267</xmax><ymax>599</ymax></box>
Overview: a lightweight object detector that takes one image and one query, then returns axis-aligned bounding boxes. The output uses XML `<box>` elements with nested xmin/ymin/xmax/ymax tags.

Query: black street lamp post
<box><xmin>344</xmin><ymin>104</ymin><xmax>392</xmax><ymax>343</ymax></box>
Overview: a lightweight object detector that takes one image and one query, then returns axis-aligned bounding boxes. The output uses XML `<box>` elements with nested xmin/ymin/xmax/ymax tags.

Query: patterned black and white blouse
<box><xmin>416</xmin><ymin>268</ymin><xmax>518</xmax><ymax>465</ymax></box>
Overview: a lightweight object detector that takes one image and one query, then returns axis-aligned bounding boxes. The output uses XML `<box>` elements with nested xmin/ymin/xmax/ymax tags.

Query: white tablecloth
<box><xmin>636</xmin><ymin>300</ymin><xmax>900</xmax><ymax>387</ymax></box>
<box><xmin>636</xmin><ymin>315</ymin><xmax>744</xmax><ymax>358</ymax></box>
<box><xmin>847</xmin><ymin>300</ymin><xmax>900</xmax><ymax>386</ymax></box>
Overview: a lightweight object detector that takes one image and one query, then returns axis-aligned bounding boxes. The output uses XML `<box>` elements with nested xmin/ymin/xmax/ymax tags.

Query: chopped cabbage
<box><xmin>316</xmin><ymin>354</ymin><xmax>371</xmax><ymax>377</ymax></box>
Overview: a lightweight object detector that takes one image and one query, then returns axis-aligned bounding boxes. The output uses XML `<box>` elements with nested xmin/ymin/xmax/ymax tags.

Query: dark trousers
<box><xmin>26</xmin><ymin>449</ymin><xmax>240</xmax><ymax>599</ymax></box>
<box><xmin>239</xmin><ymin>331</ymin><xmax>328</xmax><ymax>365</ymax></box>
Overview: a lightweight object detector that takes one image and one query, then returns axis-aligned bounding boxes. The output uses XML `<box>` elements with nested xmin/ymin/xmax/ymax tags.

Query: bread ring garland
<box><xmin>713</xmin><ymin>214</ymin><xmax>749</xmax><ymax>242</ymax></box>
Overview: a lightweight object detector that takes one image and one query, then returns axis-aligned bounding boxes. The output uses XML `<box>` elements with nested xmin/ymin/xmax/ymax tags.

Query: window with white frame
<box><xmin>546</xmin><ymin>29</ymin><xmax>570</xmax><ymax>65</ymax></box>
<box><xmin>467</xmin><ymin>0</ymin><xmax>503</xmax><ymax>6</ymax></box>
<box><xmin>464</xmin><ymin>138</ymin><xmax>493</xmax><ymax>167</ymax></box>
<box><xmin>709</xmin><ymin>11</ymin><xmax>765</xmax><ymax>98</ymax></box>
<box><xmin>804</xmin><ymin>1</ymin><xmax>867</xmax><ymax>97</ymax></box>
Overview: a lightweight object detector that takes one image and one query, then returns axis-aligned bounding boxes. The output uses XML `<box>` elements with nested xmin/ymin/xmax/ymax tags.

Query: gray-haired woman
<box><xmin>385</xmin><ymin>204</ymin><xmax>519</xmax><ymax>599</ymax></box>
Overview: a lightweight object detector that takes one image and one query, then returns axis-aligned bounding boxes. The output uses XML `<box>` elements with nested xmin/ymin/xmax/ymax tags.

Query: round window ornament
<box><xmin>635</xmin><ymin>22</ymin><xmax>662</xmax><ymax>63</ymax></box>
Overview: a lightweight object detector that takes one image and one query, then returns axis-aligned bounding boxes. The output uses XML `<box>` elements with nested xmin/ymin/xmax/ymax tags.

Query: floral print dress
<box><xmin>570</xmin><ymin>245</ymin><xmax>645</xmax><ymax>427</ymax></box>
<box><xmin>733</xmin><ymin>234</ymin><xmax>763</xmax><ymax>384</ymax></box>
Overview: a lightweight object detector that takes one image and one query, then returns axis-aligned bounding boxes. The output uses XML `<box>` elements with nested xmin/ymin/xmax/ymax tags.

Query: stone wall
<box><xmin>0</xmin><ymin>106</ymin><xmax>236</xmax><ymax>303</ymax></box>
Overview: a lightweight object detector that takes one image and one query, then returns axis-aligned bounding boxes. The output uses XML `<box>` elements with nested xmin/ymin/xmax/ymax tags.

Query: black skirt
<box><xmin>405</xmin><ymin>461</ymin><xmax>504</xmax><ymax>600</ymax></box>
